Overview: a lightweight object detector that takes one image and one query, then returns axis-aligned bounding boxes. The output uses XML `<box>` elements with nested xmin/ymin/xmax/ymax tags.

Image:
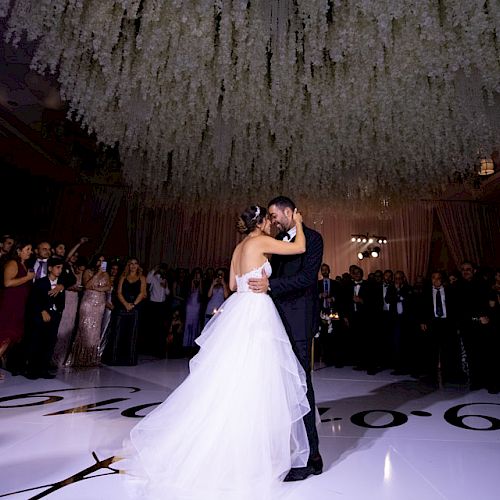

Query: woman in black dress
<box><xmin>103</xmin><ymin>258</ymin><xmax>147</xmax><ymax>365</ymax></box>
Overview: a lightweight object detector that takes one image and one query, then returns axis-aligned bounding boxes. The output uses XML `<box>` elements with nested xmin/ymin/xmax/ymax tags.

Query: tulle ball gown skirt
<box><xmin>123</xmin><ymin>291</ymin><xmax>310</xmax><ymax>500</ymax></box>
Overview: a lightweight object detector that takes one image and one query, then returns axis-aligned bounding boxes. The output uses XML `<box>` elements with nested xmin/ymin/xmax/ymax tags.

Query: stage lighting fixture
<box><xmin>371</xmin><ymin>246</ymin><xmax>381</xmax><ymax>258</ymax></box>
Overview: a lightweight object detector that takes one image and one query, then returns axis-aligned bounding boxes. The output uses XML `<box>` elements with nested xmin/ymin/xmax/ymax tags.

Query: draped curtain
<box><xmin>481</xmin><ymin>204</ymin><xmax>500</xmax><ymax>265</ymax></box>
<box><xmin>127</xmin><ymin>200</ymin><xmax>242</xmax><ymax>270</ymax></box>
<box><xmin>434</xmin><ymin>201</ymin><xmax>485</xmax><ymax>267</ymax></box>
<box><xmin>53</xmin><ymin>192</ymin><xmax>497</xmax><ymax>280</ymax></box>
<box><xmin>51</xmin><ymin>184</ymin><xmax>123</xmax><ymax>255</ymax></box>
<box><xmin>127</xmin><ymin>199</ymin><xmax>434</xmax><ymax>283</ymax></box>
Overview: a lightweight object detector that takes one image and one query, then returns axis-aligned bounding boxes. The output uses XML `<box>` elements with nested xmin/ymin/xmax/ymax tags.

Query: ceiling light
<box><xmin>479</xmin><ymin>158</ymin><xmax>495</xmax><ymax>176</ymax></box>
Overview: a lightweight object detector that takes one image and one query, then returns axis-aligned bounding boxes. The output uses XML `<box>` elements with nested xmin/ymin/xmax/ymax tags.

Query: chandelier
<box><xmin>1</xmin><ymin>0</ymin><xmax>499</xmax><ymax>207</ymax></box>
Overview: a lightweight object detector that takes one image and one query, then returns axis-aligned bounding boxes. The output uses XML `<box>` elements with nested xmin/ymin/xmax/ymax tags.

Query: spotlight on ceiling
<box><xmin>351</xmin><ymin>237</ymin><xmax>357</xmax><ymax>243</ymax></box>
<box><xmin>358</xmin><ymin>250</ymin><xmax>371</xmax><ymax>260</ymax></box>
<box><xmin>371</xmin><ymin>246</ymin><xmax>381</xmax><ymax>258</ymax></box>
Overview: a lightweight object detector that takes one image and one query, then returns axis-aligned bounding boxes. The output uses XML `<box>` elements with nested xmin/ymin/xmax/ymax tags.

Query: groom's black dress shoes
<box><xmin>283</xmin><ymin>455</ymin><xmax>323</xmax><ymax>482</ymax></box>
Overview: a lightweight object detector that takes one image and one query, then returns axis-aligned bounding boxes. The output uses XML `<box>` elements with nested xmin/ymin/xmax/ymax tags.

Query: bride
<box><xmin>123</xmin><ymin>205</ymin><xmax>310</xmax><ymax>500</ymax></box>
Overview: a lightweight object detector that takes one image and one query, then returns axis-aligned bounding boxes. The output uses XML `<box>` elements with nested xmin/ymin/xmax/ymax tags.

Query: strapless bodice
<box><xmin>236</xmin><ymin>260</ymin><xmax>272</xmax><ymax>293</ymax></box>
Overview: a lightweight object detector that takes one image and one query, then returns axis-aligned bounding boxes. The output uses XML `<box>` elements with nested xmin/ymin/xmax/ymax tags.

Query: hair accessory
<box><xmin>251</xmin><ymin>206</ymin><xmax>261</xmax><ymax>221</ymax></box>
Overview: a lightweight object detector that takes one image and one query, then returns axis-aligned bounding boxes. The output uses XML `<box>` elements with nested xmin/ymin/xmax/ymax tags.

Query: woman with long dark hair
<box><xmin>66</xmin><ymin>254</ymin><xmax>111</xmax><ymax>367</ymax></box>
<box><xmin>123</xmin><ymin>205</ymin><xmax>310</xmax><ymax>499</ymax></box>
<box><xmin>0</xmin><ymin>241</ymin><xmax>34</xmax><ymax>378</ymax></box>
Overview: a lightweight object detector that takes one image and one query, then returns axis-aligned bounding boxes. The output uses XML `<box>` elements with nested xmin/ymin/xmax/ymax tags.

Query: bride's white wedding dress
<box><xmin>123</xmin><ymin>261</ymin><xmax>310</xmax><ymax>500</ymax></box>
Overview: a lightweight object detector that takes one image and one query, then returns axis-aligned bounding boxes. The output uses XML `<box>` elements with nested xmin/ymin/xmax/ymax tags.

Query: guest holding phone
<box><xmin>50</xmin><ymin>241</ymin><xmax>86</xmax><ymax>367</ymax></box>
<box><xmin>183</xmin><ymin>267</ymin><xmax>203</xmax><ymax>355</ymax></box>
<box><xmin>204</xmin><ymin>268</ymin><xmax>230</xmax><ymax>326</ymax></box>
<box><xmin>66</xmin><ymin>255</ymin><xmax>111</xmax><ymax>367</ymax></box>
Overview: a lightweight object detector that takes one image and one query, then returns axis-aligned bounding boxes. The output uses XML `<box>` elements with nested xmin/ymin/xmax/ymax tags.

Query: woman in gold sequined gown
<box><xmin>66</xmin><ymin>255</ymin><xmax>111</xmax><ymax>367</ymax></box>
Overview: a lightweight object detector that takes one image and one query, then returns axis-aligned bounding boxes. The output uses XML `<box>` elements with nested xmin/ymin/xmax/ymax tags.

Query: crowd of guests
<box><xmin>316</xmin><ymin>262</ymin><xmax>500</xmax><ymax>394</ymax></box>
<box><xmin>1</xmin><ymin>233</ymin><xmax>499</xmax><ymax>395</ymax></box>
<box><xmin>0</xmin><ymin>234</ymin><xmax>232</xmax><ymax>379</ymax></box>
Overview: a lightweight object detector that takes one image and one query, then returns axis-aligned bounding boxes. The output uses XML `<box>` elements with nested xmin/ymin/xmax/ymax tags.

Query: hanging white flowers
<box><xmin>1</xmin><ymin>0</ymin><xmax>499</xmax><ymax>207</ymax></box>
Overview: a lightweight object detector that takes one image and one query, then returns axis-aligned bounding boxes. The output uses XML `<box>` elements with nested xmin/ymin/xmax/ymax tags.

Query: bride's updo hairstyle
<box><xmin>237</xmin><ymin>205</ymin><xmax>268</xmax><ymax>235</ymax></box>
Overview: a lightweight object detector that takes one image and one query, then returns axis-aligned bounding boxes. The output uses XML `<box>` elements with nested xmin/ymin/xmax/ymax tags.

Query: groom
<box><xmin>248</xmin><ymin>195</ymin><xmax>324</xmax><ymax>481</ymax></box>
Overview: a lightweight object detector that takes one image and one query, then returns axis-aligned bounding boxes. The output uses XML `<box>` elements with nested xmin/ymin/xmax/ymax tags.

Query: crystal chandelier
<box><xmin>1</xmin><ymin>0</ymin><xmax>499</xmax><ymax>207</ymax></box>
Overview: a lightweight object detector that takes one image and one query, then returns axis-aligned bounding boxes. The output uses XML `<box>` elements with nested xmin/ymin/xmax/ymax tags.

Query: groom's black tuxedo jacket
<box><xmin>269</xmin><ymin>225</ymin><xmax>323</xmax><ymax>344</ymax></box>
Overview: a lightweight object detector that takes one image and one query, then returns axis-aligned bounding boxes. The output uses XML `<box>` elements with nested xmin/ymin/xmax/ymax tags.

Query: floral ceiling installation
<box><xmin>1</xmin><ymin>0</ymin><xmax>499</xmax><ymax>207</ymax></box>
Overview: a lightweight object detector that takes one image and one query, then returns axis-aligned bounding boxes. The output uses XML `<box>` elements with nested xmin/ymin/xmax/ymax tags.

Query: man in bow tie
<box><xmin>342</xmin><ymin>265</ymin><xmax>376</xmax><ymax>371</ymax></box>
<box><xmin>248</xmin><ymin>195</ymin><xmax>324</xmax><ymax>482</ymax></box>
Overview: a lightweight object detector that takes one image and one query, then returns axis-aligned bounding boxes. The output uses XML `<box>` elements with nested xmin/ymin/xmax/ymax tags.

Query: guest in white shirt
<box><xmin>145</xmin><ymin>264</ymin><xmax>170</xmax><ymax>357</ymax></box>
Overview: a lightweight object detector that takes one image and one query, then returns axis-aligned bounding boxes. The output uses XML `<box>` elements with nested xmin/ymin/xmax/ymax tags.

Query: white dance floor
<box><xmin>1</xmin><ymin>359</ymin><xmax>500</xmax><ymax>499</ymax></box>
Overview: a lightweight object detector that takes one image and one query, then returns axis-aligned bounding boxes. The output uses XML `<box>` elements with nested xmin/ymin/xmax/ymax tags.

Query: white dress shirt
<box><xmin>282</xmin><ymin>225</ymin><xmax>297</xmax><ymax>241</ymax></box>
<box><xmin>433</xmin><ymin>286</ymin><xmax>447</xmax><ymax>318</ymax></box>
<box><xmin>382</xmin><ymin>283</ymin><xmax>390</xmax><ymax>311</ymax></box>
<box><xmin>147</xmin><ymin>270</ymin><xmax>170</xmax><ymax>303</ymax></box>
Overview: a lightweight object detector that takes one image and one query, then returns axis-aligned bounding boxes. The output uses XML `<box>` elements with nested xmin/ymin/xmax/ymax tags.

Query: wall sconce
<box><xmin>479</xmin><ymin>158</ymin><xmax>495</xmax><ymax>176</ymax></box>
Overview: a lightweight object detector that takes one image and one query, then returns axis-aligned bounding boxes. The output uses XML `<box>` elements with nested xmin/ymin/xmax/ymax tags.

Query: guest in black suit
<box><xmin>342</xmin><ymin>265</ymin><xmax>374</xmax><ymax>370</ymax></box>
<box><xmin>317</xmin><ymin>263</ymin><xmax>342</xmax><ymax>366</ymax></box>
<box><xmin>26</xmin><ymin>241</ymin><xmax>51</xmax><ymax>280</ymax></box>
<box><xmin>248</xmin><ymin>195</ymin><xmax>323</xmax><ymax>482</ymax></box>
<box><xmin>418</xmin><ymin>271</ymin><xmax>463</xmax><ymax>384</ymax></box>
<box><xmin>367</xmin><ymin>269</ymin><xmax>393</xmax><ymax>373</ymax></box>
<box><xmin>24</xmin><ymin>257</ymin><xmax>66</xmax><ymax>379</ymax></box>
<box><xmin>385</xmin><ymin>270</ymin><xmax>415</xmax><ymax>375</ymax></box>
<box><xmin>456</xmin><ymin>261</ymin><xmax>491</xmax><ymax>390</ymax></box>
<box><xmin>486</xmin><ymin>269</ymin><xmax>500</xmax><ymax>393</ymax></box>
<box><xmin>318</xmin><ymin>263</ymin><xmax>339</xmax><ymax>312</ymax></box>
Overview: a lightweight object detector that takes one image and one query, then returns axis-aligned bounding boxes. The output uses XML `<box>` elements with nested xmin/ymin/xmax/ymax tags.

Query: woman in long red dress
<box><xmin>0</xmin><ymin>241</ymin><xmax>34</xmax><ymax>379</ymax></box>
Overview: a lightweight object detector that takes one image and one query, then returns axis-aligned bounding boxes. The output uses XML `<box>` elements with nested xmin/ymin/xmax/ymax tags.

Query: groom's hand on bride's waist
<box><xmin>248</xmin><ymin>269</ymin><xmax>269</xmax><ymax>294</ymax></box>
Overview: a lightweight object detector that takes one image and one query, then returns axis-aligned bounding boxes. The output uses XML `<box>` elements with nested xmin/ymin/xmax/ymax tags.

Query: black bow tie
<box><xmin>354</xmin><ymin>281</ymin><xmax>363</xmax><ymax>285</ymax></box>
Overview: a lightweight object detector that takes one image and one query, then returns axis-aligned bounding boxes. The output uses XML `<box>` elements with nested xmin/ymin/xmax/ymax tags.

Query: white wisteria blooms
<box><xmin>1</xmin><ymin>0</ymin><xmax>499</xmax><ymax>207</ymax></box>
